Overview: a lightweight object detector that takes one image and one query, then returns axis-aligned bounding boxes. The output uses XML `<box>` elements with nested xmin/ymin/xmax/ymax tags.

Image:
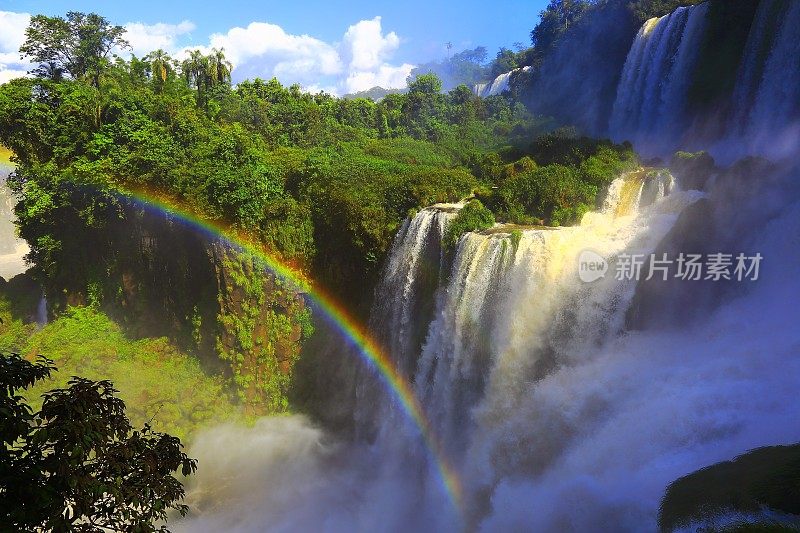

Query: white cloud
<box><xmin>198</xmin><ymin>21</ymin><xmax>342</xmax><ymax>87</ymax></box>
<box><xmin>194</xmin><ymin>16</ymin><xmax>413</xmax><ymax>95</ymax></box>
<box><xmin>0</xmin><ymin>68</ymin><xmax>27</xmax><ymax>85</ymax></box>
<box><xmin>0</xmin><ymin>11</ymin><xmax>29</xmax><ymax>53</ymax></box>
<box><xmin>0</xmin><ymin>11</ymin><xmax>31</xmax><ymax>84</ymax></box>
<box><xmin>344</xmin><ymin>63</ymin><xmax>415</xmax><ymax>94</ymax></box>
<box><xmin>339</xmin><ymin>16</ymin><xmax>413</xmax><ymax>94</ymax></box>
<box><xmin>123</xmin><ymin>20</ymin><xmax>195</xmax><ymax>57</ymax></box>
<box><xmin>342</xmin><ymin>17</ymin><xmax>400</xmax><ymax>71</ymax></box>
<box><xmin>0</xmin><ymin>10</ymin><xmax>415</xmax><ymax>95</ymax></box>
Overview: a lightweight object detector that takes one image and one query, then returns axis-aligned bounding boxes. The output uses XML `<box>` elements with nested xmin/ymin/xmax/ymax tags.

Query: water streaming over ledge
<box><xmin>609</xmin><ymin>0</ymin><xmax>800</xmax><ymax>160</ymax></box>
<box><xmin>362</xmin><ymin>169</ymin><xmax>696</xmax><ymax>513</ymax></box>
<box><xmin>175</xmin><ymin>3</ymin><xmax>800</xmax><ymax>529</ymax></box>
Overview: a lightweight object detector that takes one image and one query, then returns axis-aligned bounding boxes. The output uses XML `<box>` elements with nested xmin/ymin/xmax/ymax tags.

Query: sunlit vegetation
<box><xmin>0</xmin><ymin>10</ymin><xmax>640</xmax><ymax>417</ymax></box>
<box><xmin>0</xmin><ymin>298</ymin><xmax>240</xmax><ymax>441</ymax></box>
<box><xmin>443</xmin><ymin>200</ymin><xmax>495</xmax><ymax>250</ymax></box>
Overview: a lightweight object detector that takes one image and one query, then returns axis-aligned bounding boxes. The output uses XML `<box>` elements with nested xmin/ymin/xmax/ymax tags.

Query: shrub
<box><xmin>443</xmin><ymin>200</ymin><xmax>496</xmax><ymax>250</ymax></box>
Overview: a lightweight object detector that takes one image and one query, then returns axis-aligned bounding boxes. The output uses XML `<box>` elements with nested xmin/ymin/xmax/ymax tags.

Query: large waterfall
<box><xmin>177</xmin><ymin>145</ymin><xmax>800</xmax><ymax>531</ymax></box>
<box><xmin>610</xmin><ymin>0</ymin><xmax>800</xmax><ymax>160</ymax></box>
<box><xmin>173</xmin><ymin>2</ymin><xmax>800</xmax><ymax>531</ymax></box>
<box><xmin>609</xmin><ymin>4</ymin><xmax>709</xmax><ymax>153</ymax></box>
<box><xmin>727</xmin><ymin>0</ymin><xmax>800</xmax><ymax>159</ymax></box>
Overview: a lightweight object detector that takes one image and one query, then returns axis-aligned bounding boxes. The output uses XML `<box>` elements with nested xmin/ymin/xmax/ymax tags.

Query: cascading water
<box><xmin>611</xmin><ymin>0</ymin><xmax>800</xmax><ymax>161</ymax></box>
<box><xmin>354</xmin><ymin>203</ymin><xmax>460</xmax><ymax>438</ymax></box>
<box><xmin>368</xmin><ymin>204</ymin><xmax>461</xmax><ymax>377</ymax></box>
<box><xmin>175</xmin><ymin>3</ymin><xmax>800</xmax><ymax>531</ymax></box>
<box><xmin>407</xmin><ymin>170</ymin><xmax>691</xmax><ymax>477</ymax></box>
<box><xmin>178</xmin><ymin>160</ymin><xmax>800</xmax><ymax>532</ymax></box>
<box><xmin>722</xmin><ymin>0</ymin><xmax>800</xmax><ymax>159</ymax></box>
<box><xmin>609</xmin><ymin>4</ymin><xmax>709</xmax><ymax>153</ymax></box>
<box><xmin>473</xmin><ymin>66</ymin><xmax>531</xmax><ymax>98</ymax></box>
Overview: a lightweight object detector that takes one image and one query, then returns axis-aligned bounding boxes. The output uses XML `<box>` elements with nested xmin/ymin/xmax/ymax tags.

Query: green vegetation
<box><xmin>0</xmin><ymin>300</ymin><xmax>240</xmax><ymax>441</ymax></box>
<box><xmin>443</xmin><ymin>200</ymin><xmax>496</xmax><ymax>250</ymax></box>
<box><xmin>0</xmin><ymin>352</ymin><xmax>196</xmax><ymax>532</ymax></box>
<box><xmin>659</xmin><ymin>444</ymin><xmax>800</xmax><ymax>532</ymax></box>
<box><xmin>0</xmin><ymin>10</ymin><xmax>641</xmax><ymax>414</ymax></box>
<box><xmin>628</xmin><ymin>0</ymin><xmax>706</xmax><ymax>23</ymax></box>
<box><xmin>475</xmin><ymin>131</ymin><xmax>637</xmax><ymax>225</ymax></box>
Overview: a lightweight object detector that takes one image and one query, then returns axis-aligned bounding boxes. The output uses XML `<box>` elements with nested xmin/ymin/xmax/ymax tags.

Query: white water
<box><xmin>175</xmin><ymin>4</ymin><xmax>800</xmax><ymax>531</ymax></box>
<box><xmin>609</xmin><ymin>4</ymin><xmax>708</xmax><ymax>154</ymax></box>
<box><xmin>473</xmin><ymin>66</ymin><xmax>531</xmax><ymax>98</ymax></box>
<box><xmin>722</xmin><ymin>0</ymin><xmax>800</xmax><ymax>160</ymax></box>
<box><xmin>611</xmin><ymin>0</ymin><xmax>800</xmax><ymax>161</ymax></box>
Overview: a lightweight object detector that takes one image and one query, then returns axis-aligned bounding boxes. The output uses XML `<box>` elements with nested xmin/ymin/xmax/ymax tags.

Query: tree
<box><xmin>402</xmin><ymin>73</ymin><xmax>445</xmax><ymax>139</ymax></box>
<box><xmin>182</xmin><ymin>48</ymin><xmax>232</xmax><ymax>109</ymax></box>
<box><xmin>207</xmin><ymin>48</ymin><xmax>232</xmax><ymax>87</ymax></box>
<box><xmin>0</xmin><ymin>353</ymin><xmax>197</xmax><ymax>532</ymax></box>
<box><xmin>20</xmin><ymin>12</ymin><xmax>130</xmax><ymax>88</ymax></box>
<box><xmin>407</xmin><ymin>73</ymin><xmax>443</xmax><ymax>95</ymax></box>
<box><xmin>145</xmin><ymin>49</ymin><xmax>174</xmax><ymax>93</ymax></box>
<box><xmin>490</xmin><ymin>47</ymin><xmax>519</xmax><ymax>77</ymax></box>
<box><xmin>530</xmin><ymin>0</ymin><xmax>591</xmax><ymax>66</ymax></box>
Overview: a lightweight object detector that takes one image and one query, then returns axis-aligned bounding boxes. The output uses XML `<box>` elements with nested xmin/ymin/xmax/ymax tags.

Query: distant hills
<box><xmin>342</xmin><ymin>86</ymin><xmax>407</xmax><ymax>101</ymax></box>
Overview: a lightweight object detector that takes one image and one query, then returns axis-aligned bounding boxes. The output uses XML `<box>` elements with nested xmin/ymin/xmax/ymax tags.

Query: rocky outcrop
<box><xmin>211</xmin><ymin>243</ymin><xmax>310</xmax><ymax>415</ymax></box>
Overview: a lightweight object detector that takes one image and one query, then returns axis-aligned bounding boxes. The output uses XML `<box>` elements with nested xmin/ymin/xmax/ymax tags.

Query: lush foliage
<box><xmin>20</xmin><ymin>12</ymin><xmax>129</xmax><ymax>86</ymax></box>
<box><xmin>0</xmin><ymin>300</ymin><xmax>240</xmax><ymax>441</ymax></box>
<box><xmin>443</xmin><ymin>200</ymin><xmax>496</xmax><ymax>250</ymax></box>
<box><xmin>0</xmin><ymin>352</ymin><xmax>196</xmax><ymax>532</ymax></box>
<box><xmin>475</xmin><ymin>131</ymin><xmax>638</xmax><ymax>225</ymax></box>
<box><xmin>0</xmin><ymin>10</ymin><xmax>639</xmax><ymax>413</ymax></box>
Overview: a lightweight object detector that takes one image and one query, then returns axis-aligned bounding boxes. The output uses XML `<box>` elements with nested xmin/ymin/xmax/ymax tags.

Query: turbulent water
<box><xmin>176</xmin><ymin>3</ymin><xmax>800</xmax><ymax>531</ymax></box>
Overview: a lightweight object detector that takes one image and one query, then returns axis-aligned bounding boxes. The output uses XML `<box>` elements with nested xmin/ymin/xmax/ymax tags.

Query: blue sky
<box><xmin>0</xmin><ymin>0</ymin><xmax>549</xmax><ymax>93</ymax></box>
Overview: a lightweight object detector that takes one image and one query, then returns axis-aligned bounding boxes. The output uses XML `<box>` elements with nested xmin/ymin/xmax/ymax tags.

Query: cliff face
<box><xmin>211</xmin><ymin>243</ymin><xmax>310</xmax><ymax>415</ymax></box>
<box><xmin>33</xmin><ymin>201</ymin><xmax>311</xmax><ymax>415</ymax></box>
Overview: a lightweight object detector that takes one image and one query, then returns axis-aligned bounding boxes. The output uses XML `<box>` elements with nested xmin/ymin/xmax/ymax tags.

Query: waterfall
<box><xmin>0</xmin><ymin>173</ymin><xmax>30</xmax><ymax>280</ymax></box>
<box><xmin>473</xmin><ymin>66</ymin><xmax>531</xmax><ymax>98</ymax></box>
<box><xmin>369</xmin><ymin>204</ymin><xmax>460</xmax><ymax>377</ymax></box>
<box><xmin>402</xmin><ymin>172</ymin><xmax>695</xmax><ymax>474</ymax></box>
<box><xmin>354</xmin><ymin>204</ymin><xmax>460</xmax><ymax>438</ymax></box>
<box><xmin>177</xmin><ymin>159</ymin><xmax>800</xmax><ymax>532</ymax></box>
<box><xmin>609</xmin><ymin>4</ymin><xmax>709</xmax><ymax>153</ymax></box>
<box><xmin>726</xmin><ymin>0</ymin><xmax>800</xmax><ymax>159</ymax></box>
<box><xmin>175</xmin><ymin>4</ymin><xmax>800</xmax><ymax>530</ymax></box>
<box><xmin>415</xmin><ymin>231</ymin><xmax>514</xmax><ymax>455</ymax></box>
<box><xmin>611</xmin><ymin>0</ymin><xmax>800</xmax><ymax>161</ymax></box>
<box><xmin>35</xmin><ymin>294</ymin><xmax>47</xmax><ymax>325</ymax></box>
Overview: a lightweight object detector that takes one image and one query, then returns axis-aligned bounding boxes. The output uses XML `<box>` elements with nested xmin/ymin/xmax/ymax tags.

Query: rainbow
<box><xmin>120</xmin><ymin>187</ymin><xmax>465</xmax><ymax>516</ymax></box>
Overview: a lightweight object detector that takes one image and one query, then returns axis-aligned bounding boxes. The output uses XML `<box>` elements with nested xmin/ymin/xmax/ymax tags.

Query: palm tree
<box><xmin>146</xmin><ymin>49</ymin><xmax>173</xmax><ymax>92</ymax></box>
<box><xmin>207</xmin><ymin>48</ymin><xmax>232</xmax><ymax>86</ymax></box>
<box><xmin>182</xmin><ymin>50</ymin><xmax>207</xmax><ymax>92</ymax></box>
